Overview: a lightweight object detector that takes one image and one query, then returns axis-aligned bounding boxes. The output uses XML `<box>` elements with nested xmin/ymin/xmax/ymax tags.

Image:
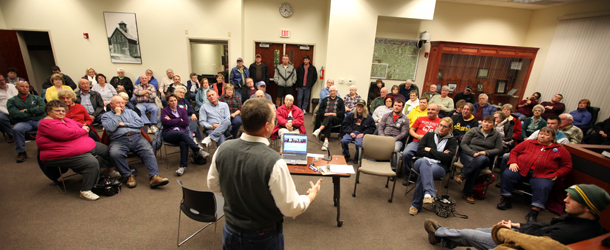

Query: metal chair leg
<box><xmin>389</xmin><ymin>176</ymin><xmax>397</xmax><ymax>203</ymax></box>
<box><xmin>163</xmin><ymin>143</ymin><xmax>168</xmax><ymax>169</ymax></box>
<box><xmin>57</xmin><ymin>167</ymin><xmax>67</xmax><ymax>195</ymax></box>
<box><xmin>352</xmin><ymin>171</ymin><xmax>360</xmax><ymax>197</ymax></box>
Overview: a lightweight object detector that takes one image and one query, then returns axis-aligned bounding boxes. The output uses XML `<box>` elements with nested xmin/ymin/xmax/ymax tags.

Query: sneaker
<box><xmin>147</xmin><ymin>127</ymin><xmax>153</xmax><ymax>134</ymax></box>
<box><xmin>198</xmin><ymin>149</ymin><xmax>210</xmax><ymax>158</ymax></box>
<box><xmin>79</xmin><ymin>190</ymin><xmax>100</xmax><ymax>201</ymax></box>
<box><xmin>423</xmin><ymin>195</ymin><xmax>434</xmax><ymax>204</ymax></box>
<box><xmin>201</xmin><ymin>137</ymin><xmax>212</xmax><ymax>147</ymax></box>
<box><xmin>409</xmin><ymin>206</ymin><xmax>419</xmax><ymax>216</ymax></box>
<box><xmin>312</xmin><ymin>129</ymin><xmax>321</xmax><ymax>138</ymax></box>
<box><xmin>424</xmin><ymin>219</ymin><xmax>442</xmax><ymax>245</ymax></box>
<box><xmin>303</xmin><ymin>110</ymin><xmax>307</xmax><ymax>115</ymax></box>
<box><xmin>150</xmin><ymin>175</ymin><xmax>169</xmax><ymax>188</ymax></box>
<box><xmin>16</xmin><ymin>152</ymin><xmax>28</xmax><ymax>163</ymax></box>
<box><xmin>321</xmin><ymin>140</ymin><xmax>328</xmax><ymax>151</ymax></box>
<box><xmin>108</xmin><ymin>170</ymin><xmax>122</xmax><ymax>178</ymax></box>
<box><xmin>150</xmin><ymin>126</ymin><xmax>158</xmax><ymax>133</ymax></box>
<box><xmin>193</xmin><ymin>137</ymin><xmax>202</xmax><ymax>149</ymax></box>
<box><xmin>126</xmin><ymin>174</ymin><xmax>137</xmax><ymax>188</ymax></box>
<box><xmin>176</xmin><ymin>167</ymin><xmax>186</xmax><ymax>176</ymax></box>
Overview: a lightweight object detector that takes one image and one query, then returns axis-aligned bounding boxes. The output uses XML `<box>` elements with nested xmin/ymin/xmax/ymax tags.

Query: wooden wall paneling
<box><xmin>0</xmin><ymin>30</ymin><xmax>29</xmax><ymax>82</ymax></box>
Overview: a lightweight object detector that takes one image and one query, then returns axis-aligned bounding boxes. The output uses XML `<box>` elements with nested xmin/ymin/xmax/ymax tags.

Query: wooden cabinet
<box><xmin>423</xmin><ymin>41</ymin><xmax>538</xmax><ymax>107</ymax></box>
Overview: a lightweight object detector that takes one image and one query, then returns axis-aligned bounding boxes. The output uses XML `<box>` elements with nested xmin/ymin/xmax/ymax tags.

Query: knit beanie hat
<box><xmin>566</xmin><ymin>184</ymin><xmax>610</xmax><ymax>218</ymax></box>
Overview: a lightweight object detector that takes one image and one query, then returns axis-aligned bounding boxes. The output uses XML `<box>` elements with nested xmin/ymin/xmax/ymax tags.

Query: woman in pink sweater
<box><xmin>36</xmin><ymin>100</ymin><xmax>112</xmax><ymax>201</ymax></box>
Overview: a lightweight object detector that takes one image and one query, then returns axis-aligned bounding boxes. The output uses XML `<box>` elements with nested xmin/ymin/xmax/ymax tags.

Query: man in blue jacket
<box><xmin>473</xmin><ymin>93</ymin><xmax>496</xmax><ymax>123</ymax></box>
<box><xmin>340</xmin><ymin>100</ymin><xmax>375</xmax><ymax>164</ymax></box>
<box><xmin>229</xmin><ymin>57</ymin><xmax>249</xmax><ymax>100</ymax></box>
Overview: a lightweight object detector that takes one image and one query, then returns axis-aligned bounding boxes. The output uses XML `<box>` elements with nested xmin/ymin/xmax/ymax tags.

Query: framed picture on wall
<box><xmin>103</xmin><ymin>12</ymin><xmax>142</xmax><ymax>64</ymax></box>
<box><xmin>437</xmin><ymin>69</ymin><xmax>443</xmax><ymax>79</ymax></box>
<box><xmin>477</xmin><ymin>82</ymin><xmax>484</xmax><ymax>92</ymax></box>
<box><xmin>496</xmin><ymin>80</ymin><xmax>508</xmax><ymax>94</ymax></box>
<box><xmin>448</xmin><ymin>83</ymin><xmax>457</xmax><ymax>93</ymax></box>
<box><xmin>477</xmin><ymin>68</ymin><xmax>489</xmax><ymax>78</ymax></box>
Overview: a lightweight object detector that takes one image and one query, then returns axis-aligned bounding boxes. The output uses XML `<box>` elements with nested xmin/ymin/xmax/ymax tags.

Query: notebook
<box><xmin>281</xmin><ymin>134</ymin><xmax>308</xmax><ymax>165</ymax></box>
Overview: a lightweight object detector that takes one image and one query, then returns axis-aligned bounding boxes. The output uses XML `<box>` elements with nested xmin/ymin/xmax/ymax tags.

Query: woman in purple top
<box><xmin>387</xmin><ymin>85</ymin><xmax>406</xmax><ymax>101</ymax></box>
<box><xmin>161</xmin><ymin>94</ymin><xmax>208</xmax><ymax>176</ymax></box>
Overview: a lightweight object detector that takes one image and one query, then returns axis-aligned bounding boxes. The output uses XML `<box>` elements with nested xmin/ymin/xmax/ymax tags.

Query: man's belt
<box><xmin>124</xmin><ymin>132</ymin><xmax>139</xmax><ymax>137</ymax></box>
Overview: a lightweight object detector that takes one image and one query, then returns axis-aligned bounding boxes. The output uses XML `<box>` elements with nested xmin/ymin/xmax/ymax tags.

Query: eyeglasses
<box><xmin>52</xmin><ymin>109</ymin><xmax>66</xmax><ymax>113</ymax></box>
<box><xmin>533</xmin><ymin>109</ymin><xmax>543</xmax><ymax>112</ymax></box>
<box><xmin>438</xmin><ymin>124</ymin><xmax>449</xmax><ymax>129</ymax></box>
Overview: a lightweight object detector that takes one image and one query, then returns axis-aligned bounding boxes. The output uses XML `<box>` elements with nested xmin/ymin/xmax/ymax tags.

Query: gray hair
<box><xmin>329</xmin><ymin>85</ymin><xmax>337</xmax><ymax>91</ymax></box>
<box><xmin>117</xmin><ymin>68</ymin><xmax>124</xmax><ymax>73</ymax></box>
<box><xmin>145</xmin><ymin>69</ymin><xmax>153</xmax><ymax>74</ymax></box>
<box><xmin>479</xmin><ymin>93</ymin><xmax>489</xmax><ymax>100</ymax></box>
<box><xmin>175</xmin><ymin>85</ymin><xmax>187</xmax><ymax>93</ymax></box>
<box><xmin>284</xmin><ymin>94</ymin><xmax>294</xmax><ymax>101</ymax></box>
<box><xmin>349</xmin><ymin>85</ymin><xmax>357</xmax><ymax>91</ymax></box>
<box><xmin>118</xmin><ymin>92</ymin><xmax>129</xmax><ymax>100</ymax></box>
<box><xmin>441</xmin><ymin>85</ymin><xmax>450</xmax><ymax>91</ymax></box>
<box><xmin>561</xmin><ymin>113</ymin><xmax>573</xmax><ymax>121</ymax></box>
<box><xmin>501</xmin><ymin>104</ymin><xmax>513</xmax><ymax>111</ymax></box>
<box><xmin>533</xmin><ymin>104</ymin><xmax>545</xmax><ymax>113</ymax></box>
<box><xmin>166</xmin><ymin>69</ymin><xmax>173</xmax><ymax>73</ymax></box>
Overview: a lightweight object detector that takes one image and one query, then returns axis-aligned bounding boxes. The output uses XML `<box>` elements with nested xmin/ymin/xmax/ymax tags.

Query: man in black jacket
<box><xmin>249</xmin><ymin>54</ymin><xmax>269</xmax><ymax>85</ymax></box>
<box><xmin>312</xmin><ymin>86</ymin><xmax>344</xmax><ymax>151</ymax></box>
<box><xmin>295</xmin><ymin>55</ymin><xmax>317</xmax><ymax>115</ymax></box>
<box><xmin>423</xmin><ymin>183</ymin><xmax>610</xmax><ymax>250</ymax></box>
<box><xmin>41</xmin><ymin>66</ymin><xmax>76</xmax><ymax>90</ymax></box>
<box><xmin>453</xmin><ymin>85</ymin><xmax>475</xmax><ymax>106</ymax></box>
<box><xmin>340</xmin><ymin>100</ymin><xmax>374</xmax><ymax>163</ymax></box>
<box><xmin>75</xmin><ymin>79</ymin><xmax>105</xmax><ymax>124</ymax></box>
<box><xmin>109</xmin><ymin>67</ymin><xmax>134</xmax><ymax>98</ymax></box>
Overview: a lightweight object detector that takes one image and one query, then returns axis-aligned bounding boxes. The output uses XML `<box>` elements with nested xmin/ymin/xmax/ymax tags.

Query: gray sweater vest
<box><xmin>215</xmin><ymin>138</ymin><xmax>284</xmax><ymax>231</ymax></box>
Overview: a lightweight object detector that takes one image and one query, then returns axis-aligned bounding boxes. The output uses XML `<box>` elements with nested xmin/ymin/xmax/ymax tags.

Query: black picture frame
<box><xmin>496</xmin><ymin>80</ymin><xmax>508</xmax><ymax>94</ymax></box>
<box><xmin>103</xmin><ymin>12</ymin><xmax>142</xmax><ymax>64</ymax></box>
<box><xmin>477</xmin><ymin>68</ymin><xmax>489</xmax><ymax>78</ymax></box>
<box><xmin>437</xmin><ymin>69</ymin><xmax>443</xmax><ymax>79</ymax></box>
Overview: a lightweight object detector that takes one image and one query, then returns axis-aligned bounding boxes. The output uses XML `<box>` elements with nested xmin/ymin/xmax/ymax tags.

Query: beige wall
<box><xmin>0</xmin><ymin>3</ymin><xmax>6</xmax><ymax>29</ymax></box>
<box><xmin>190</xmin><ymin>43</ymin><xmax>224</xmax><ymax>75</ymax></box>
<box><xmin>0</xmin><ymin>0</ymin><xmax>242</xmax><ymax>87</ymax></box>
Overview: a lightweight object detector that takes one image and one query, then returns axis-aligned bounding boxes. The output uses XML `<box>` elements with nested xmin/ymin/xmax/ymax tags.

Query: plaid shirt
<box><xmin>134</xmin><ymin>83</ymin><xmax>157</xmax><ymax>103</ymax></box>
<box><xmin>344</xmin><ymin>94</ymin><xmax>361</xmax><ymax>110</ymax></box>
<box><xmin>219</xmin><ymin>94</ymin><xmax>242</xmax><ymax>113</ymax></box>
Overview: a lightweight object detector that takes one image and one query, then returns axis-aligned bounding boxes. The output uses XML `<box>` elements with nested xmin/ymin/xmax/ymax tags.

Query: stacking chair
<box><xmin>449</xmin><ymin>153</ymin><xmax>499</xmax><ymax>198</ymax></box>
<box><xmin>352</xmin><ymin>135</ymin><xmax>398</xmax><ymax>203</ymax></box>
<box><xmin>177</xmin><ymin>180</ymin><xmax>225</xmax><ymax>247</ymax></box>
<box><xmin>161</xmin><ymin>142</ymin><xmax>181</xmax><ymax>169</ymax></box>
<box><xmin>404</xmin><ymin>144</ymin><xmax>460</xmax><ymax>196</ymax></box>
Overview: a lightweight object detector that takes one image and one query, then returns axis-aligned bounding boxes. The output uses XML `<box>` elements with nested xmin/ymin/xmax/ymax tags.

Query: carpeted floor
<box><xmin>0</xmin><ymin>113</ymin><xmax>557</xmax><ymax>249</ymax></box>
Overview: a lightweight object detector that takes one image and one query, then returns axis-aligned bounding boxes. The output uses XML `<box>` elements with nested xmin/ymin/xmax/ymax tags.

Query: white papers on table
<box><xmin>307</xmin><ymin>153</ymin><xmax>325</xmax><ymax>158</ymax></box>
<box><xmin>329</xmin><ymin>165</ymin><xmax>355</xmax><ymax>174</ymax></box>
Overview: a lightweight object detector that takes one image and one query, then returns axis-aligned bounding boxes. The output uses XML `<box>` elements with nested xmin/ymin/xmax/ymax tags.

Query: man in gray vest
<box><xmin>273</xmin><ymin>54</ymin><xmax>296</xmax><ymax>107</ymax></box>
<box><xmin>207</xmin><ymin>97</ymin><xmax>322</xmax><ymax>249</ymax></box>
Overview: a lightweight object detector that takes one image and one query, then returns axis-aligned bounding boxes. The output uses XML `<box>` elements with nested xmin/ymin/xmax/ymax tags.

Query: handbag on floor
<box><xmin>92</xmin><ymin>176</ymin><xmax>122</xmax><ymax>196</ymax></box>
<box><xmin>472</xmin><ymin>173</ymin><xmax>496</xmax><ymax>200</ymax></box>
<box><xmin>431</xmin><ymin>195</ymin><xmax>468</xmax><ymax>219</ymax></box>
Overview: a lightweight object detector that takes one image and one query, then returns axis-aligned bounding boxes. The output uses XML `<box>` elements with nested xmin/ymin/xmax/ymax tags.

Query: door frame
<box><xmin>186</xmin><ymin>37</ymin><xmax>230</xmax><ymax>74</ymax></box>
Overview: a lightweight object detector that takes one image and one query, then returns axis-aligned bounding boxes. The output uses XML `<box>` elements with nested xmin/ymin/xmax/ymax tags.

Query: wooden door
<box><xmin>255</xmin><ymin>42</ymin><xmax>284</xmax><ymax>100</ymax></box>
<box><xmin>285</xmin><ymin>44</ymin><xmax>314</xmax><ymax>105</ymax></box>
<box><xmin>0</xmin><ymin>30</ymin><xmax>29</xmax><ymax>82</ymax></box>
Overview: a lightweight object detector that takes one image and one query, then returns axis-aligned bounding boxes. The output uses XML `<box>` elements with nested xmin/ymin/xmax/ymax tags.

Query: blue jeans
<box><xmin>189</xmin><ymin>120</ymin><xmax>203</xmax><ymax>141</ymax></box>
<box><xmin>136</xmin><ymin>103</ymin><xmax>158</xmax><ymax>124</ymax></box>
<box><xmin>13</xmin><ymin>120</ymin><xmax>39</xmax><ymax>153</ymax></box>
<box><xmin>501</xmin><ymin>169</ymin><xmax>555</xmax><ymax>209</ymax></box>
<box><xmin>512</xmin><ymin>112</ymin><xmax>527</xmax><ymax>121</ymax></box>
<box><xmin>223</xmin><ymin>223</ymin><xmax>284</xmax><ymax>250</ymax></box>
<box><xmin>230</xmin><ymin>115</ymin><xmax>242</xmax><ymax>139</ymax></box>
<box><xmin>109</xmin><ymin>134</ymin><xmax>159</xmax><ymax>178</ymax></box>
<box><xmin>340</xmin><ymin>131</ymin><xmax>363</xmax><ymax>160</ymax></box>
<box><xmin>459</xmin><ymin>152</ymin><xmax>492</xmax><ymax>196</ymax></box>
<box><xmin>234</xmin><ymin>88</ymin><xmax>242</xmax><ymax>101</ymax></box>
<box><xmin>0</xmin><ymin>112</ymin><xmax>13</xmax><ymax>138</ymax></box>
<box><xmin>411</xmin><ymin>159</ymin><xmax>446</xmax><ymax>210</ymax></box>
<box><xmin>499</xmin><ymin>153</ymin><xmax>510</xmax><ymax>175</ymax></box>
<box><xmin>297</xmin><ymin>87</ymin><xmax>310</xmax><ymax>112</ymax></box>
<box><xmin>435</xmin><ymin>227</ymin><xmax>497</xmax><ymax>250</ymax></box>
<box><xmin>401</xmin><ymin>141</ymin><xmax>420</xmax><ymax>175</ymax></box>
<box><xmin>163</xmin><ymin>130</ymin><xmax>200</xmax><ymax>168</ymax></box>
<box><xmin>206</xmin><ymin>119</ymin><xmax>231</xmax><ymax>145</ymax></box>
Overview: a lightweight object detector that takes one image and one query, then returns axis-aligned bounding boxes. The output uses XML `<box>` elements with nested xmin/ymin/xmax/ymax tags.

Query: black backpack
<box><xmin>92</xmin><ymin>176</ymin><xmax>122</xmax><ymax>196</ymax></box>
<box><xmin>193</xmin><ymin>152</ymin><xmax>207</xmax><ymax>165</ymax></box>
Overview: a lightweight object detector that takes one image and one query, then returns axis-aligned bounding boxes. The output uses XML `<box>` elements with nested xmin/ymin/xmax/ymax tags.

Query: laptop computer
<box><xmin>281</xmin><ymin>134</ymin><xmax>308</xmax><ymax>165</ymax></box>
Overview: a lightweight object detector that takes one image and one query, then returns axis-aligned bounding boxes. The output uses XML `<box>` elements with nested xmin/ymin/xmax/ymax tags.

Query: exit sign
<box><xmin>280</xmin><ymin>30</ymin><xmax>290</xmax><ymax>38</ymax></box>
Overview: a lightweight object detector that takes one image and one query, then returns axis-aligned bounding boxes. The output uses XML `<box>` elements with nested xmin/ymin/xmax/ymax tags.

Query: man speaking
<box><xmin>207</xmin><ymin>97</ymin><xmax>322</xmax><ymax>249</ymax></box>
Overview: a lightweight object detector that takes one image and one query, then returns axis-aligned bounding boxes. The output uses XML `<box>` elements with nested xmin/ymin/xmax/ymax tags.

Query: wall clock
<box><xmin>279</xmin><ymin>3</ymin><xmax>293</xmax><ymax>18</ymax></box>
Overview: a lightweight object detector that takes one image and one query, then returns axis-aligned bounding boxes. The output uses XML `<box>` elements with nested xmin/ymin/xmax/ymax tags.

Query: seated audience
<box><xmin>409</xmin><ymin>117</ymin><xmax>457</xmax><ymax>216</ymax></box>
<box><xmin>58</xmin><ymin>89</ymin><xmax>99</xmax><ymax>141</ymax></box>
<box><xmin>240</xmin><ymin>78</ymin><xmax>256</xmax><ymax>104</ymax></box>
<box><xmin>527</xmin><ymin>116</ymin><xmax>569</xmax><ymax>144</ymax></box>
<box><xmin>82</xmin><ymin>68</ymin><xmax>97</xmax><ymax>86</ymax></box>
<box><xmin>340</xmin><ymin>100</ymin><xmax>375</xmax><ymax>164</ymax></box>
<box><xmin>133</xmin><ymin>74</ymin><xmax>159</xmax><ymax>134</ymax></box>
<box><xmin>42</xmin><ymin>66</ymin><xmax>76</xmax><ymax>90</ymax></box>
<box><xmin>7</xmin><ymin>81</ymin><xmax>45</xmax><ymax>163</ymax></box>
<box><xmin>173</xmin><ymin>86</ymin><xmax>203</xmax><ymax>142</ymax></box>
<box><xmin>498</xmin><ymin>126</ymin><xmax>572</xmax><ymax>223</ymax></box>
<box><xmin>430</xmin><ymin>86</ymin><xmax>454</xmax><ymax>118</ymax></box>
<box><xmin>421</xmin><ymin>84</ymin><xmax>437</xmax><ymax>101</ymax></box>
<box><xmin>250</xmin><ymin>81</ymin><xmax>273</xmax><ymax>102</ymax></box>
<box><xmin>112</xmin><ymin>92</ymin><xmax>141</xmax><ymax>117</ymax></box>
<box><xmin>493</xmin><ymin>111</ymin><xmax>514</xmax><ymax>149</ymax></box>
<box><xmin>452</xmin><ymin>85</ymin><xmax>475</xmax><ymax>106</ymax></box>
<box><xmin>407</xmin><ymin>96</ymin><xmax>429</xmax><ymax>127</ymax></box>
<box><xmin>513</xmin><ymin>92</ymin><xmax>541</xmax><ymax>120</ymax></box>
<box><xmin>584</xmin><ymin>116</ymin><xmax>610</xmax><ymax>145</ymax></box>
<box><xmin>312</xmin><ymin>86</ymin><xmax>345</xmax><ymax>151</ymax></box>
<box><xmin>448</xmin><ymin>99</ymin><xmax>465</xmax><ymax>117</ymax></box>
<box><xmin>343</xmin><ymin>85</ymin><xmax>362</xmax><ymax>114</ymax></box>
<box><xmin>219</xmin><ymin>84</ymin><xmax>242</xmax><ymax>139</ymax></box>
<box><xmin>91</xmin><ymin>73</ymin><xmax>117</xmax><ymax>106</ymax></box>
<box><xmin>45</xmin><ymin>73</ymin><xmax>73</xmax><ymax>102</ymax></box>
<box><xmin>541</xmin><ymin>93</ymin><xmax>565</xmax><ymax>120</ymax></box>
<box><xmin>212</xmin><ymin>74</ymin><xmax>228</xmax><ymax>97</ymax></box>
<box><xmin>166</xmin><ymin>75</ymin><xmax>191</xmax><ymax>101</ymax></box>
<box><xmin>455</xmin><ymin>115</ymin><xmax>503</xmax><ymax>204</ymax></box>
<box><xmin>521</xmin><ymin>104</ymin><xmax>546</xmax><ymax>141</ymax></box>
<box><xmin>161</xmin><ymin>94</ymin><xmax>209</xmax><ymax>176</ymax></box>
<box><xmin>399</xmin><ymin>79</ymin><xmax>418</xmax><ymax>99</ymax></box>
<box><xmin>101</xmin><ymin>96</ymin><xmax>169</xmax><ymax>189</ymax></box>
<box><xmin>570</xmin><ymin>98</ymin><xmax>592</xmax><ymax>131</ymax></box>
<box><xmin>501</xmin><ymin>104</ymin><xmax>522</xmax><ymax>141</ymax></box>
<box><xmin>199</xmin><ymin>89</ymin><xmax>231</xmax><ymax>147</ymax></box>
<box><xmin>387</xmin><ymin>85</ymin><xmax>405</xmax><ymax>101</ymax></box>
<box><xmin>0</xmin><ymin>75</ymin><xmax>18</xmax><ymax>142</ymax></box>
<box><xmin>75</xmin><ymin>79</ymin><xmax>105</xmax><ymax>124</ymax></box>
<box><xmin>37</xmin><ymin>100</ymin><xmax>113</xmax><ymax>201</ymax></box>
<box><xmin>319</xmin><ymin>79</ymin><xmax>340</xmax><ymax>100</ymax></box>
<box><xmin>110</xmin><ymin>67</ymin><xmax>134</xmax><ymax>98</ymax></box>
<box><xmin>424</xmin><ymin>184</ymin><xmax>610</xmax><ymax>249</ymax></box>
<box><xmin>134</xmin><ymin>69</ymin><xmax>159</xmax><ymax>90</ymax></box>
<box><xmin>379</xmin><ymin>98</ymin><xmax>409</xmax><ymax>161</ymax></box>
<box><xmin>186</xmin><ymin>73</ymin><xmax>199</xmax><ymax>101</ymax></box>
<box><xmin>372</xmin><ymin>95</ymin><xmax>394</xmax><ymax>125</ymax></box>
<box><xmin>473</xmin><ymin>93</ymin><xmax>496</xmax><ymax>122</ymax></box>
<box><xmin>402</xmin><ymin>104</ymin><xmax>441</xmax><ymax>185</ymax></box>
<box><xmin>367</xmin><ymin>79</ymin><xmax>384</xmax><ymax>105</ymax></box>
<box><xmin>451</xmin><ymin>102</ymin><xmax>477</xmax><ymax>141</ymax></box>
<box><xmin>558</xmin><ymin>113</ymin><xmax>583</xmax><ymax>144</ymax></box>
<box><xmin>403</xmin><ymin>90</ymin><xmax>419</xmax><ymax>115</ymax></box>
<box><xmin>195</xmin><ymin>77</ymin><xmax>211</xmax><ymax>112</ymax></box>
<box><xmin>370</xmin><ymin>87</ymin><xmax>388</xmax><ymax>113</ymax></box>
<box><xmin>272</xmin><ymin>94</ymin><xmax>306</xmax><ymax>140</ymax></box>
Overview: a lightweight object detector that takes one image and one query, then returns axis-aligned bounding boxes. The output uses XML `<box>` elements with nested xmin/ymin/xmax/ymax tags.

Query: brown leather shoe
<box><xmin>463</xmin><ymin>193</ymin><xmax>475</xmax><ymax>204</ymax></box>
<box><xmin>149</xmin><ymin>175</ymin><xmax>169</xmax><ymax>188</ymax></box>
<box><xmin>16</xmin><ymin>152</ymin><xmax>28</xmax><ymax>163</ymax></box>
<box><xmin>454</xmin><ymin>174</ymin><xmax>464</xmax><ymax>185</ymax></box>
<box><xmin>7</xmin><ymin>136</ymin><xmax>14</xmax><ymax>143</ymax></box>
<box><xmin>126</xmin><ymin>174</ymin><xmax>137</xmax><ymax>188</ymax></box>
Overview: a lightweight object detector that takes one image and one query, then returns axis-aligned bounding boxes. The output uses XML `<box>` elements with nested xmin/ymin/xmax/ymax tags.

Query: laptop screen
<box><xmin>282</xmin><ymin>134</ymin><xmax>308</xmax><ymax>154</ymax></box>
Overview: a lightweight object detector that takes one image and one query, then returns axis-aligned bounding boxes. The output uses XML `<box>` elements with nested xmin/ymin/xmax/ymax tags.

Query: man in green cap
<box><xmin>422</xmin><ymin>183</ymin><xmax>610</xmax><ymax>250</ymax></box>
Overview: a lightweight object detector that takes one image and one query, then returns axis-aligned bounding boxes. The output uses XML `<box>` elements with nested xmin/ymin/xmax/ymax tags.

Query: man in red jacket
<box><xmin>272</xmin><ymin>94</ymin><xmax>306</xmax><ymax>140</ymax></box>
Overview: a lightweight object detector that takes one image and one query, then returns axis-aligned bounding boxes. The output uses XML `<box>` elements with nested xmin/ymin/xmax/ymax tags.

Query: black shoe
<box><xmin>525</xmin><ymin>209</ymin><xmax>539</xmax><ymax>223</ymax></box>
<box><xmin>497</xmin><ymin>196</ymin><xmax>512</xmax><ymax>210</ymax></box>
<box><xmin>344</xmin><ymin>155</ymin><xmax>350</xmax><ymax>163</ymax></box>
<box><xmin>495</xmin><ymin>183</ymin><xmax>501</xmax><ymax>188</ymax></box>
<box><xmin>16</xmin><ymin>152</ymin><xmax>28</xmax><ymax>163</ymax></box>
<box><xmin>353</xmin><ymin>157</ymin><xmax>359</xmax><ymax>165</ymax></box>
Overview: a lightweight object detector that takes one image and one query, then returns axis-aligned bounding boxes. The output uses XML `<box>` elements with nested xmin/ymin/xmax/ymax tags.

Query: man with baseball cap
<box><xmin>423</xmin><ymin>183</ymin><xmax>610</xmax><ymax>250</ymax></box>
<box><xmin>250</xmin><ymin>81</ymin><xmax>272</xmax><ymax>102</ymax></box>
<box><xmin>295</xmin><ymin>55</ymin><xmax>317</xmax><ymax>115</ymax></box>
<box><xmin>249</xmin><ymin>54</ymin><xmax>269</xmax><ymax>85</ymax></box>
<box><xmin>453</xmin><ymin>85</ymin><xmax>475</xmax><ymax>106</ymax></box>
<box><xmin>230</xmin><ymin>57</ymin><xmax>249</xmax><ymax>100</ymax></box>
<box><xmin>340</xmin><ymin>100</ymin><xmax>374</xmax><ymax>164</ymax></box>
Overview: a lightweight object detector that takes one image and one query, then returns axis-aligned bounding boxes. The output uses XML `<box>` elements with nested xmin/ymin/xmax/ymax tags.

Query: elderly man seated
<box><xmin>166</xmin><ymin>75</ymin><xmax>191</xmax><ymax>101</ymax></box>
<box><xmin>101</xmin><ymin>96</ymin><xmax>169</xmax><ymax>189</ymax></box>
<box><xmin>526</xmin><ymin>116</ymin><xmax>569</xmax><ymax>144</ymax></box>
<box><xmin>272</xmin><ymin>94</ymin><xmax>306</xmax><ymax>140</ymax></box>
<box><xmin>430</xmin><ymin>85</ymin><xmax>454</xmax><ymax>118</ymax></box>
<box><xmin>249</xmin><ymin>81</ymin><xmax>273</xmax><ymax>102</ymax></box>
<box><xmin>133</xmin><ymin>74</ymin><xmax>159</xmax><ymax>134</ymax></box>
<box><xmin>312</xmin><ymin>85</ymin><xmax>345</xmax><ymax>151</ymax></box>
<box><xmin>473</xmin><ymin>93</ymin><xmax>496</xmax><ymax>123</ymax></box>
<box><xmin>343</xmin><ymin>85</ymin><xmax>362</xmax><ymax>115</ymax></box>
<box><xmin>199</xmin><ymin>89</ymin><xmax>231</xmax><ymax>147</ymax></box>
<box><xmin>0</xmin><ymin>75</ymin><xmax>18</xmax><ymax>142</ymax></box>
<box><xmin>340</xmin><ymin>100</ymin><xmax>375</xmax><ymax>164</ymax></box>
<box><xmin>423</xmin><ymin>184</ymin><xmax>609</xmax><ymax>250</ymax></box>
<box><xmin>75</xmin><ymin>79</ymin><xmax>105</xmax><ymax>124</ymax></box>
<box><xmin>370</xmin><ymin>87</ymin><xmax>388</xmax><ymax>113</ymax></box>
<box><xmin>110</xmin><ymin>67</ymin><xmax>134</xmax><ymax>98</ymax></box>
<box><xmin>558</xmin><ymin>113</ymin><xmax>583</xmax><ymax>144</ymax></box>
<box><xmin>7</xmin><ymin>81</ymin><xmax>45</xmax><ymax>163</ymax></box>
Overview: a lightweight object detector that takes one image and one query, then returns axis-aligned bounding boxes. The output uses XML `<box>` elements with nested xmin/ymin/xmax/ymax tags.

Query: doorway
<box><xmin>190</xmin><ymin>40</ymin><xmax>228</xmax><ymax>83</ymax></box>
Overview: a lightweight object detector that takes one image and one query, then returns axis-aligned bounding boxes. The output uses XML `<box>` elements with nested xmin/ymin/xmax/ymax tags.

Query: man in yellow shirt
<box><xmin>407</xmin><ymin>97</ymin><xmax>429</xmax><ymax>127</ymax></box>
